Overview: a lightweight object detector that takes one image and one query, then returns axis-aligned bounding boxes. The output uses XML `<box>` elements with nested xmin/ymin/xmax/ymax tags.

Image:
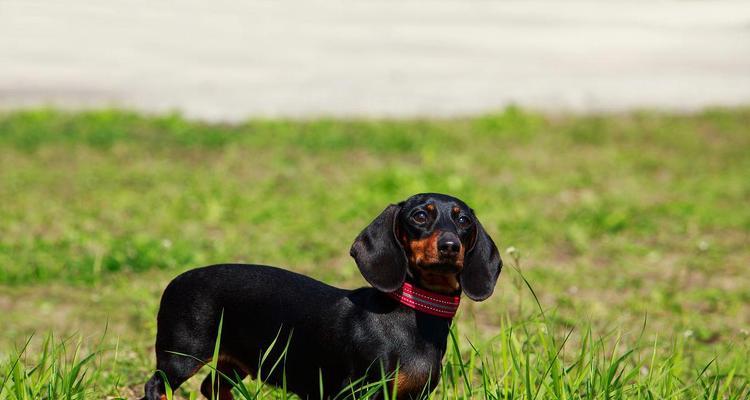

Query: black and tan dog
<box><xmin>142</xmin><ymin>193</ymin><xmax>501</xmax><ymax>400</ymax></box>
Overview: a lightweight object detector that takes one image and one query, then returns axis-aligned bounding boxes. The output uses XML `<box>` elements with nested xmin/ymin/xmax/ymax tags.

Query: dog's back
<box><xmin>147</xmin><ymin>264</ymin><xmax>355</xmax><ymax>399</ymax></box>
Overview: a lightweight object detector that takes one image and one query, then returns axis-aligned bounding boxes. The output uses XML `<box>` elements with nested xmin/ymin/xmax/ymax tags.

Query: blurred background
<box><xmin>0</xmin><ymin>1</ymin><xmax>749</xmax><ymax>399</ymax></box>
<box><xmin>2</xmin><ymin>0</ymin><xmax>749</xmax><ymax>118</ymax></box>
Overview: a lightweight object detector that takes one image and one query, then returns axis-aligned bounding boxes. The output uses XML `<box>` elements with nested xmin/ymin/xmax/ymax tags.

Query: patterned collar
<box><xmin>386</xmin><ymin>281</ymin><xmax>460</xmax><ymax>318</ymax></box>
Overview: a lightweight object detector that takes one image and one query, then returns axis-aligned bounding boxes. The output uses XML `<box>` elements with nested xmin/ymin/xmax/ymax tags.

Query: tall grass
<box><xmin>4</xmin><ymin>314</ymin><xmax>746</xmax><ymax>399</ymax></box>
<box><xmin>149</xmin><ymin>295</ymin><xmax>750</xmax><ymax>399</ymax></box>
<box><xmin>0</xmin><ymin>331</ymin><xmax>124</xmax><ymax>400</ymax></box>
<box><xmin>4</xmin><ymin>270</ymin><xmax>745</xmax><ymax>400</ymax></box>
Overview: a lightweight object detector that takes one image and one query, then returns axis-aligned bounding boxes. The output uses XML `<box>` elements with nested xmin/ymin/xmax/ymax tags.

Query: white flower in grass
<box><xmin>697</xmin><ymin>240</ymin><xmax>709</xmax><ymax>251</ymax></box>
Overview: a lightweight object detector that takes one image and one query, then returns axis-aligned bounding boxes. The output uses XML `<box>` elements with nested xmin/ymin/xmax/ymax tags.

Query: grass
<box><xmin>0</xmin><ymin>107</ymin><xmax>748</xmax><ymax>398</ymax></box>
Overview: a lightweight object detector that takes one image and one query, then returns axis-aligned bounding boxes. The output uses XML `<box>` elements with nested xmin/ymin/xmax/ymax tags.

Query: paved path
<box><xmin>1</xmin><ymin>1</ymin><xmax>749</xmax><ymax>120</ymax></box>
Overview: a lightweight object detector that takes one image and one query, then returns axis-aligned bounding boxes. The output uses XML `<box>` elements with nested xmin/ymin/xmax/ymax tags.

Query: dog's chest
<box><xmin>387</xmin><ymin>333</ymin><xmax>445</xmax><ymax>396</ymax></box>
<box><xmin>396</xmin><ymin>369</ymin><xmax>429</xmax><ymax>396</ymax></box>
<box><xmin>394</xmin><ymin>355</ymin><xmax>443</xmax><ymax>397</ymax></box>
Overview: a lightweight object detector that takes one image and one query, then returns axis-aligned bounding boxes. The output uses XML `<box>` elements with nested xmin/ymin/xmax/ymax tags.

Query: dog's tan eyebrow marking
<box><xmin>452</xmin><ymin>206</ymin><xmax>460</xmax><ymax>214</ymax></box>
<box><xmin>425</xmin><ymin>203</ymin><xmax>435</xmax><ymax>212</ymax></box>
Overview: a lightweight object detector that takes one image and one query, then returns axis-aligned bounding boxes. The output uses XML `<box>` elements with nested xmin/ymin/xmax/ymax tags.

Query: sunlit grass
<box><xmin>3</xmin><ymin>269</ymin><xmax>748</xmax><ymax>399</ymax></box>
<box><xmin>0</xmin><ymin>332</ymin><xmax>114</xmax><ymax>399</ymax></box>
<box><xmin>0</xmin><ymin>107</ymin><xmax>748</xmax><ymax>398</ymax></box>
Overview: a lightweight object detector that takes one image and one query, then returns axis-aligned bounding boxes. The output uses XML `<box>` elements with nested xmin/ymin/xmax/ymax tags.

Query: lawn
<box><xmin>0</xmin><ymin>107</ymin><xmax>748</xmax><ymax>399</ymax></box>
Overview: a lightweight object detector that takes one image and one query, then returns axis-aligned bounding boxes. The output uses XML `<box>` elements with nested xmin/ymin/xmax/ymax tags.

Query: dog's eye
<box><xmin>457</xmin><ymin>215</ymin><xmax>472</xmax><ymax>227</ymax></box>
<box><xmin>411</xmin><ymin>211</ymin><xmax>428</xmax><ymax>224</ymax></box>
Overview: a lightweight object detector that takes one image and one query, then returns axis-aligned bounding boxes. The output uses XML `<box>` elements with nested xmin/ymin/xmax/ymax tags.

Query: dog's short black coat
<box><xmin>142</xmin><ymin>193</ymin><xmax>502</xmax><ymax>400</ymax></box>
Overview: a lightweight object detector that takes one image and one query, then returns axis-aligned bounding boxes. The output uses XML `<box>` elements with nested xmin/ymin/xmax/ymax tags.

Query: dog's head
<box><xmin>350</xmin><ymin>193</ymin><xmax>502</xmax><ymax>301</ymax></box>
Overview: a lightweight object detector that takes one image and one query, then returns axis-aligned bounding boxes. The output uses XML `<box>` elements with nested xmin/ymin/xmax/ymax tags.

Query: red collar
<box><xmin>386</xmin><ymin>282</ymin><xmax>460</xmax><ymax>318</ymax></box>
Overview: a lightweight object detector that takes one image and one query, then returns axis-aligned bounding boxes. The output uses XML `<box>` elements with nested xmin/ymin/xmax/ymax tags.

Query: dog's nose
<box><xmin>438</xmin><ymin>233</ymin><xmax>461</xmax><ymax>257</ymax></box>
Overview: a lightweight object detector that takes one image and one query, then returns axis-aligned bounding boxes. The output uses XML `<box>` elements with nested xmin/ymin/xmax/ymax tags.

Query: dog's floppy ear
<box><xmin>350</xmin><ymin>204</ymin><xmax>407</xmax><ymax>292</ymax></box>
<box><xmin>460</xmin><ymin>216</ymin><xmax>502</xmax><ymax>301</ymax></box>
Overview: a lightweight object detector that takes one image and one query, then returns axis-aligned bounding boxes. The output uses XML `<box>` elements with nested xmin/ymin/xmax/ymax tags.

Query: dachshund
<box><xmin>142</xmin><ymin>193</ymin><xmax>502</xmax><ymax>400</ymax></box>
